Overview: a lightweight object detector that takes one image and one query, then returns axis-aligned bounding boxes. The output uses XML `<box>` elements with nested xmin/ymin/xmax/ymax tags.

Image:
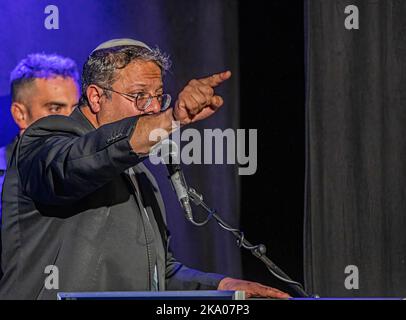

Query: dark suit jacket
<box><xmin>0</xmin><ymin>140</ymin><xmax>17</xmax><ymax>281</ymax></box>
<box><xmin>0</xmin><ymin>107</ymin><xmax>224</xmax><ymax>299</ymax></box>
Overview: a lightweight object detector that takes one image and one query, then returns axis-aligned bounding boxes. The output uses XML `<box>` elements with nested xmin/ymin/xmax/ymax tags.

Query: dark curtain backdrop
<box><xmin>239</xmin><ymin>1</ymin><xmax>305</xmax><ymax>295</ymax></box>
<box><xmin>305</xmin><ymin>0</ymin><xmax>406</xmax><ymax>296</ymax></box>
<box><xmin>0</xmin><ymin>0</ymin><xmax>241</xmax><ymax>279</ymax></box>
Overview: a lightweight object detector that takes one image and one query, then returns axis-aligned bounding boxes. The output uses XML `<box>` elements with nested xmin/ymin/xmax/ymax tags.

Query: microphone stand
<box><xmin>186</xmin><ymin>186</ymin><xmax>311</xmax><ymax>298</ymax></box>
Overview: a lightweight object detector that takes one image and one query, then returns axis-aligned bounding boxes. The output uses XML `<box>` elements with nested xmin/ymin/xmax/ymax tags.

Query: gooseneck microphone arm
<box><xmin>156</xmin><ymin>138</ymin><xmax>311</xmax><ymax>297</ymax></box>
<box><xmin>186</xmin><ymin>186</ymin><xmax>311</xmax><ymax>298</ymax></box>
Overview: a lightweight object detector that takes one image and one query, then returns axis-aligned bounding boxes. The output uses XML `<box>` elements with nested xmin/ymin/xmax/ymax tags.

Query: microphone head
<box><xmin>151</xmin><ymin>139</ymin><xmax>193</xmax><ymax>221</ymax></box>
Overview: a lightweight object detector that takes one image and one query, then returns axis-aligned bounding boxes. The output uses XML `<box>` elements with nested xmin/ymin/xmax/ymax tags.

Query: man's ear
<box><xmin>86</xmin><ymin>85</ymin><xmax>104</xmax><ymax>113</ymax></box>
<box><xmin>11</xmin><ymin>102</ymin><xmax>29</xmax><ymax>131</ymax></box>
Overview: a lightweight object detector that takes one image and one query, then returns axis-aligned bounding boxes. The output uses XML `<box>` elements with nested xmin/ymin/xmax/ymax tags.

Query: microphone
<box><xmin>153</xmin><ymin>139</ymin><xmax>193</xmax><ymax>221</ymax></box>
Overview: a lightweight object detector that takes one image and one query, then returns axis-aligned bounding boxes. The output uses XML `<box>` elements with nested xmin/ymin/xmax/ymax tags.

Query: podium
<box><xmin>57</xmin><ymin>290</ymin><xmax>246</xmax><ymax>300</ymax></box>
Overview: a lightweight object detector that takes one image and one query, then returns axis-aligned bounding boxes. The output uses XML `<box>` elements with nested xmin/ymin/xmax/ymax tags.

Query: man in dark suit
<box><xmin>0</xmin><ymin>39</ymin><xmax>289</xmax><ymax>299</ymax></box>
<box><xmin>0</xmin><ymin>53</ymin><xmax>80</xmax><ymax>281</ymax></box>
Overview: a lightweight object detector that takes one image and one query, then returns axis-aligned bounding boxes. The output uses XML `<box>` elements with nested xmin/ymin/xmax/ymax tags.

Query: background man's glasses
<box><xmin>100</xmin><ymin>86</ymin><xmax>171</xmax><ymax>112</ymax></box>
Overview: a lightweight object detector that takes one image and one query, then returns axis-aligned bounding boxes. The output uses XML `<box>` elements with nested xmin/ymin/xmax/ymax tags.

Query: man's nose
<box><xmin>146</xmin><ymin>97</ymin><xmax>161</xmax><ymax>114</ymax></box>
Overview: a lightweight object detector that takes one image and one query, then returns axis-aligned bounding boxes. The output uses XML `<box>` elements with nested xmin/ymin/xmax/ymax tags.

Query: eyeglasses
<box><xmin>99</xmin><ymin>86</ymin><xmax>171</xmax><ymax>112</ymax></box>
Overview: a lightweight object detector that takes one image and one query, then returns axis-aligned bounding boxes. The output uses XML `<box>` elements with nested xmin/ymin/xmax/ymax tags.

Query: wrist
<box><xmin>171</xmin><ymin>106</ymin><xmax>176</xmax><ymax>122</ymax></box>
<box><xmin>167</xmin><ymin>107</ymin><xmax>181</xmax><ymax>132</ymax></box>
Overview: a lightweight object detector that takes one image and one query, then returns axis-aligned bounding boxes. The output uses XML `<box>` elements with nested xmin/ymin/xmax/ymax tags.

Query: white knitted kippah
<box><xmin>91</xmin><ymin>38</ymin><xmax>152</xmax><ymax>53</ymax></box>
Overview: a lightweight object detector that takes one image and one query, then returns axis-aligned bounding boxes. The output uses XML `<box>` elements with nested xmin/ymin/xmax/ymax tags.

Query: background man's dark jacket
<box><xmin>0</xmin><ymin>142</ymin><xmax>15</xmax><ymax>280</ymax></box>
<box><xmin>0</xmin><ymin>107</ymin><xmax>224</xmax><ymax>299</ymax></box>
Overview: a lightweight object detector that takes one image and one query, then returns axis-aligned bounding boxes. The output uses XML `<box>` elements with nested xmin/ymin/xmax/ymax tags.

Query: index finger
<box><xmin>199</xmin><ymin>70</ymin><xmax>232</xmax><ymax>88</ymax></box>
